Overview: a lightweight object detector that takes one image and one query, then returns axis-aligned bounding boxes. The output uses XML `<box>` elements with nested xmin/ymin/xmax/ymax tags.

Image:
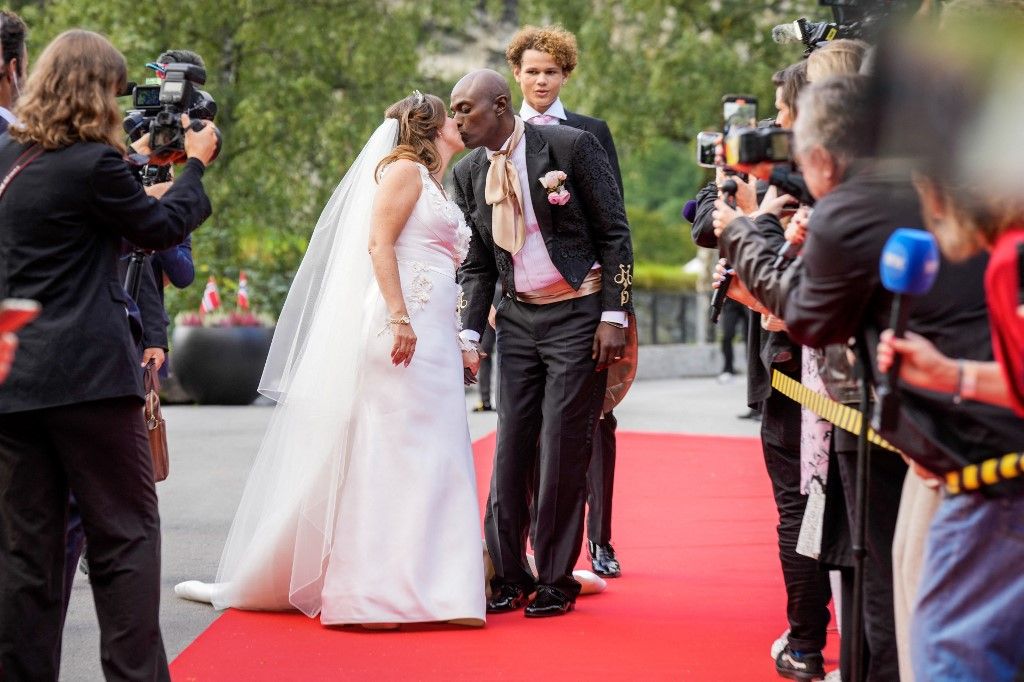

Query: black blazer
<box><xmin>0</xmin><ymin>138</ymin><xmax>212</xmax><ymax>413</ymax></box>
<box><xmin>453</xmin><ymin>123</ymin><xmax>634</xmax><ymax>336</ymax></box>
<box><xmin>562</xmin><ymin>110</ymin><xmax>624</xmax><ymax>200</ymax></box>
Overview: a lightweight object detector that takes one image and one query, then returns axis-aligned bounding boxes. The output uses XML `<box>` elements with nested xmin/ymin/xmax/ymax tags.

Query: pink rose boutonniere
<box><xmin>539</xmin><ymin>170</ymin><xmax>571</xmax><ymax>206</ymax></box>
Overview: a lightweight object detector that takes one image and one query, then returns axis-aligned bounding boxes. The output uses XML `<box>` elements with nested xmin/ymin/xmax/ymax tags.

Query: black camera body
<box><xmin>787</xmin><ymin>0</ymin><xmax>914</xmax><ymax>54</ymax></box>
<box><xmin>122</xmin><ymin>62</ymin><xmax>218</xmax><ymax>168</ymax></box>
<box><xmin>724</xmin><ymin>126</ymin><xmax>793</xmax><ymax>167</ymax></box>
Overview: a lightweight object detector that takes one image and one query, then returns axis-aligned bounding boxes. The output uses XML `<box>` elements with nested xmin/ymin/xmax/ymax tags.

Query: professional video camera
<box><xmin>120</xmin><ymin>61</ymin><xmax>219</xmax><ymax>178</ymax></box>
<box><xmin>771</xmin><ymin>0</ymin><xmax>915</xmax><ymax>54</ymax></box>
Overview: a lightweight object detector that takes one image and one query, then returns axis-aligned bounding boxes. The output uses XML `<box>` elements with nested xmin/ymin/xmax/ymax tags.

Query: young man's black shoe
<box><xmin>774</xmin><ymin>645</ymin><xmax>825</xmax><ymax>681</ymax></box>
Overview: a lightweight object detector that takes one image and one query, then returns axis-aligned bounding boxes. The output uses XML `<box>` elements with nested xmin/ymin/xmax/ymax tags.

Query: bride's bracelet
<box><xmin>377</xmin><ymin>315</ymin><xmax>411</xmax><ymax>338</ymax></box>
<box><xmin>458</xmin><ymin>337</ymin><xmax>479</xmax><ymax>353</ymax></box>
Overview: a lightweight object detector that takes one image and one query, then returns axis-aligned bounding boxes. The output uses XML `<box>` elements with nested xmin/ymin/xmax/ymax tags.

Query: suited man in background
<box><xmin>0</xmin><ymin>10</ymin><xmax>28</xmax><ymax>135</ymax></box>
<box><xmin>507</xmin><ymin>25</ymin><xmax>626</xmax><ymax>578</ymax></box>
<box><xmin>451</xmin><ymin>69</ymin><xmax>633</xmax><ymax>617</ymax></box>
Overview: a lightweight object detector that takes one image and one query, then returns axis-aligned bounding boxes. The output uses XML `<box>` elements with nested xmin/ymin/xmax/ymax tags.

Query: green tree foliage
<box><xmin>11</xmin><ymin>0</ymin><xmax>819</xmax><ymax>312</ymax></box>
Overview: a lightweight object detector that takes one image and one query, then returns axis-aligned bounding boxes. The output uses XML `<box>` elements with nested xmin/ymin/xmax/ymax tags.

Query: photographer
<box><xmin>691</xmin><ymin>61</ymin><xmax>834</xmax><ymax>682</ymax></box>
<box><xmin>0</xmin><ymin>29</ymin><xmax>218</xmax><ymax>681</ymax></box>
<box><xmin>715</xmin><ymin>73</ymin><xmax>1021</xmax><ymax>681</ymax></box>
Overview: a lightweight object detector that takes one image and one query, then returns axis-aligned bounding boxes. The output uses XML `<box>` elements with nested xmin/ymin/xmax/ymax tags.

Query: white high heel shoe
<box><xmin>174</xmin><ymin>580</ymin><xmax>217</xmax><ymax>604</ymax></box>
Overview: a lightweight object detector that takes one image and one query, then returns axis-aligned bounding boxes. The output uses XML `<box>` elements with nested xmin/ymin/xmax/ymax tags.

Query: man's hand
<box><xmin>144</xmin><ymin>182</ymin><xmax>173</xmax><ymax>200</ymax></box>
<box><xmin>754</xmin><ymin>186</ymin><xmax>797</xmax><ymax>219</ymax></box>
<box><xmin>0</xmin><ymin>332</ymin><xmax>18</xmax><ymax>384</ymax></box>
<box><xmin>131</xmin><ymin>133</ymin><xmax>153</xmax><ymax>156</ymax></box>
<box><xmin>142</xmin><ymin>347</ymin><xmax>166</xmax><ymax>371</ymax></box>
<box><xmin>731</xmin><ymin>174</ymin><xmax>759</xmax><ymax>214</ymax></box>
<box><xmin>488</xmin><ymin>304</ymin><xmax>497</xmax><ymax>330</ymax></box>
<box><xmin>785</xmin><ymin>206</ymin><xmax>811</xmax><ymax>246</ymax></box>
<box><xmin>462</xmin><ymin>349</ymin><xmax>482</xmax><ymax>376</ymax></box>
<box><xmin>183</xmin><ymin>115</ymin><xmax>220</xmax><ymax>167</ymax></box>
<box><xmin>714</xmin><ymin>258</ymin><xmax>763</xmax><ymax>312</ymax></box>
<box><xmin>877</xmin><ymin>329</ymin><xmax>957</xmax><ymax>393</ymax></box>
<box><xmin>592</xmin><ymin>322</ymin><xmax>626</xmax><ymax>372</ymax></box>
<box><xmin>712</xmin><ymin>197</ymin><xmax>744</xmax><ymax>238</ymax></box>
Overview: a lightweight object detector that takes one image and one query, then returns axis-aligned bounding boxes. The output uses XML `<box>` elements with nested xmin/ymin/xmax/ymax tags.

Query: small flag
<box><xmin>200</xmin><ymin>276</ymin><xmax>221</xmax><ymax>314</ymax></box>
<box><xmin>237</xmin><ymin>271</ymin><xmax>250</xmax><ymax>311</ymax></box>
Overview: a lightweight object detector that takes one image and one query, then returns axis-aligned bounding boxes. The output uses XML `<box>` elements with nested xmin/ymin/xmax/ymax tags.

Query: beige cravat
<box><xmin>486</xmin><ymin>116</ymin><xmax>526</xmax><ymax>255</ymax></box>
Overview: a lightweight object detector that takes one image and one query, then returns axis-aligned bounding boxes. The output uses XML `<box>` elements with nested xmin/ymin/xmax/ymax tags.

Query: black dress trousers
<box><xmin>0</xmin><ymin>397</ymin><xmax>169</xmax><ymax>682</ymax></box>
<box><xmin>485</xmin><ymin>293</ymin><xmax>607</xmax><ymax>600</ymax></box>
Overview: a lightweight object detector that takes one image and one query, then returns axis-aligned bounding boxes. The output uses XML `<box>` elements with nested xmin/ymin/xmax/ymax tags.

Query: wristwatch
<box><xmin>602</xmin><ymin>320</ymin><xmax>626</xmax><ymax>329</ymax></box>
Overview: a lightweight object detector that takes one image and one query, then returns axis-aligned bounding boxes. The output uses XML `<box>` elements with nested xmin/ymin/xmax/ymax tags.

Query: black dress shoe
<box><xmin>486</xmin><ymin>583</ymin><xmax>530</xmax><ymax>613</ymax></box>
<box><xmin>588</xmin><ymin>541</ymin><xmax>622</xmax><ymax>578</ymax></box>
<box><xmin>524</xmin><ymin>586</ymin><xmax>574</xmax><ymax>618</ymax></box>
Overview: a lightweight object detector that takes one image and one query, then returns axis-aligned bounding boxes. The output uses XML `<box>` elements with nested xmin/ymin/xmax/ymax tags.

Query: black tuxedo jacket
<box><xmin>0</xmin><ymin>138</ymin><xmax>212</xmax><ymax>412</ymax></box>
<box><xmin>453</xmin><ymin>123</ymin><xmax>633</xmax><ymax>336</ymax></box>
<box><xmin>562</xmin><ymin>110</ymin><xmax>624</xmax><ymax>200</ymax></box>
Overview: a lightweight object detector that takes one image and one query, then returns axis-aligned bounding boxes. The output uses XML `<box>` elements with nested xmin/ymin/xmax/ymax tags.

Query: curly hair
<box><xmin>505</xmin><ymin>25</ymin><xmax>578</xmax><ymax>74</ymax></box>
<box><xmin>11</xmin><ymin>30</ymin><xmax>127</xmax><ymax>152</ymax></box>
<box><xmin>375</xmin><ymin>92</ymin><xmax>447</xmax><ymax>180</ymax></box>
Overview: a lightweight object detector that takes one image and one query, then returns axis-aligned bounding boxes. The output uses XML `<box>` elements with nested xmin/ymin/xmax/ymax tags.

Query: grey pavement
<box><xmin>59</xmin><ymin>375</ymin><xmax>758</xmax><ymax>681</ymax></box>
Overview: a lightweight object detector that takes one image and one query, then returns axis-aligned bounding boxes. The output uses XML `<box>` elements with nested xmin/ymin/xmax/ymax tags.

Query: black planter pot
<box><xmin>171</xmin><ymin>326</ymin><xmax>274</xmax><ymax>405</ymax></box>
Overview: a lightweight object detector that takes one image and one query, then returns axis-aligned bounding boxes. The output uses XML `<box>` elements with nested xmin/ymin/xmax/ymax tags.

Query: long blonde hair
<box><xmin>375</xmin><ymin>92</ymin><xmax>446</xmax><ymax>180</ymax></box>
<box><xmin>11</xmin><ymin>30</ymin><xmax>128</xmax><ymax>152</ymax></box>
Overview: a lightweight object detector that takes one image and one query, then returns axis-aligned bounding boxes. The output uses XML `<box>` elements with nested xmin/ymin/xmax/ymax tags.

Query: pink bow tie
<box><xmin>529</xmin><ymin>114</ymin><xmax>559</xmax><ymax>126</ymax></box>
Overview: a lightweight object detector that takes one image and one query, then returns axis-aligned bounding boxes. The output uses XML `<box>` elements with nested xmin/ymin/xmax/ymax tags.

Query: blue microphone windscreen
<box><xmin>880</xmin><ymin>228</ymin><xmax>940</xmax><ymax>295</ymax></box>
<box><xmin>682</xmin><ymin>200</ymin><xmax>697</xmax><ymax>223</ymax></box>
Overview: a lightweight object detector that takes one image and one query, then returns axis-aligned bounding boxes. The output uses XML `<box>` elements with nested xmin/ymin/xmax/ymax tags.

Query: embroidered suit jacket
<box><xmin>453</xmin><ymin>123</ymin><xmax>634</xmax><ymax>337</ymax></box>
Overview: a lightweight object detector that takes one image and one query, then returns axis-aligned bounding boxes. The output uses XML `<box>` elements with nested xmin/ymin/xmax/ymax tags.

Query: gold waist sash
<box><xmin>516</xmin><ymin>268</ymin><xmax>603</xmax><ymax>305</ymax></box>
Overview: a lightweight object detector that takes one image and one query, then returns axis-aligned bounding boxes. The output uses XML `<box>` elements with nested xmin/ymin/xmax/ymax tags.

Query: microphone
<box><xmin>771</xmin><ymin>21</ymin><xmax>802</xmax><ymax>44</ymax></box>
<box><xmin>876</xmin><ymin>228</ymin><xmax>940</xmax><ymax>431</ymax></box>
<box><xmin>682</xmin><ymin>199</ymin><xmax>697</xmax><ymax>224</ymax></box>
<box><xmin>710</xmin><ymin>179</ymin><xmax>738</xmax><ymax>324</ymax></box>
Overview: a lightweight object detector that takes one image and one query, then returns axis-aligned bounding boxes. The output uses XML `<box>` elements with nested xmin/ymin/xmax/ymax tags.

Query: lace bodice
<box><xmin>391</xmin><ymin>163</ymin><xmax>471</xmax><ymax>272</ymax></box>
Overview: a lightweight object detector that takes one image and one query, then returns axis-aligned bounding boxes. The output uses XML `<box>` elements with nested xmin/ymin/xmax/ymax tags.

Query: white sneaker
<box><xmin>174</xmin><ymin>580</ymin><xmax>216</xmax><ymax>604</ymax></box>
<box><xmin>771</xmin><ymin>628</ymin><xmax>791</xmax><ymax>660</ymax></box>
<box><xmin>717</xmin><ymin>371</ymin><xmax>735</xmax><ymax>384</ymax></box>
<box><xmin>573</xmin><ymin>569</ymin><xmax>608</xmax><ymax>595</ymax></box>
<box><xmin>824</xmin><ymin>670</ymin><xmax>842</xmax><ymax>681</ymax></box>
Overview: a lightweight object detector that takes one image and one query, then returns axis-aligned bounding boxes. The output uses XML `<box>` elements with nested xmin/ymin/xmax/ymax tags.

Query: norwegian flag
<box><xmin>199</xmin><ymin>276</ymin><xmax>221</xmax><ymax>314</ymax></box>
<box><xmin>237</xmin><ymin>271</ymin><xmax>250</xmax><ymax>311</ymax></box>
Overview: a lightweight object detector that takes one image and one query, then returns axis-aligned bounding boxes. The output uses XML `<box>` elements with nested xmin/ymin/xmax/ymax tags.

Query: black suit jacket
<box><xmin>562</xmin><ymin>110</ymin><xmax>624</xmax><ymax>200</ymax></box>
<box><xmin>453</xmin><ymin>123</ymin><xmax>634</xmax><ymax>337</ymax></box>
<box><xmin>0</xmin><ymin>138</ymin><xmax>212</xmax><ymax>413</ymax></box>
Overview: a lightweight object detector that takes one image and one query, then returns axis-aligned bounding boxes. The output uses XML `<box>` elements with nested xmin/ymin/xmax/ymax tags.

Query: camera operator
<box><xmin>691</xmin><ymin>60</ymin><xmax>836</xmax><ymax>682</ymax></box>
<box><xmin>0</xmin><ymin>29</ymin><xmax>218</xmax><ymax>681</ymax></box>
<box><xmin>714</xmin><ymin>73</ymin><xmax>1023</xmax><ymax>681</ymax></box>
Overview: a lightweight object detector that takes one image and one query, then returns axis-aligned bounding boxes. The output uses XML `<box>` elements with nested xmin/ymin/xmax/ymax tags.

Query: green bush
<box><xmin>634</xmin><ymin>262</ymin><xmax>697</xmax><ymax>292</ymax></box>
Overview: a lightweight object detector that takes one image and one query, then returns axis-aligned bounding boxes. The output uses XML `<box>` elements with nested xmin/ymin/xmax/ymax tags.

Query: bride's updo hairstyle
<box><xmin>375</xmin><ymin>92</ymin><xmax>447</xmax><ymax>180</ymax></box>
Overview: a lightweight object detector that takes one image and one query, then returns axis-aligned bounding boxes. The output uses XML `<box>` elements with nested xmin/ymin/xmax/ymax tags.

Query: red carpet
<box><xmin>170</xmin><ymin>432</ymin><xmax>838</xmax><ymax>680</ymax></box>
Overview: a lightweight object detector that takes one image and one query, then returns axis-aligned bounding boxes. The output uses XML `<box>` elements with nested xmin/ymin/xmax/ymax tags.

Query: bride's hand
<box><xmin>391</xmin><ymin>323</ymin><xmax>417</xmax><ymax>367</ymax></box>
<box><xmin>462</xmin><ymin>349</ymin><xmax>481</xmax><ymax>376</ymax></box>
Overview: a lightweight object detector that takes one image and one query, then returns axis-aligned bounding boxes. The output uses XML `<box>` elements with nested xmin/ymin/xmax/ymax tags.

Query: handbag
<box><xmin>144</xmin><ymin>360</ymin><xmax>170</xmax><ymax>482</ymax></box>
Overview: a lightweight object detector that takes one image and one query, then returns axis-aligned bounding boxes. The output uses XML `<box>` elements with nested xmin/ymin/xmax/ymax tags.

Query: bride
<box><xmin>175</xmin><ymin>92</ymin><xmax>486</xmax><ymax>627</ymax></box>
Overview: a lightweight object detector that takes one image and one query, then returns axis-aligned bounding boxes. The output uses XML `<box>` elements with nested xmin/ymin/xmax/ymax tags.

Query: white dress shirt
<box><xmin>520</xmin><ymin>98</ymin><xmax>567</xmax><ymax>124</ymax></box>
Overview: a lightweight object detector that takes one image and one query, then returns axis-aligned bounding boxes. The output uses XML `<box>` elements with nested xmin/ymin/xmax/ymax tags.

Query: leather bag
<box><xmin>144</xmin><ymin>361</ymin><xmax>169</xmax><ymax>482</ymax></box>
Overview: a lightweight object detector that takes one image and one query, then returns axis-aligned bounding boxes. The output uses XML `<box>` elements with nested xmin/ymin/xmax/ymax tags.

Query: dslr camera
<box><xmin>121</xmin><ymin>62</ymin><xmax>219</xmax><ymax>172</ymax></box>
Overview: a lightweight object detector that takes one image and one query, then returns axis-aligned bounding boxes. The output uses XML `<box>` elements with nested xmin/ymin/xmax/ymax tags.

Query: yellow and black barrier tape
<box><xmin>769</xmin><ymin>369</ymin><xmax>1023</xmax><ymax>495</ymax></box>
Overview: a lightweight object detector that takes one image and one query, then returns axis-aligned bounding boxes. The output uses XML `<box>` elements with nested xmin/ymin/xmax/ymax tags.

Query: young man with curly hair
<box><xmin>506</xmin><ymin>25</ymin><xmax>628</xmax><ymax>579</ymax></box>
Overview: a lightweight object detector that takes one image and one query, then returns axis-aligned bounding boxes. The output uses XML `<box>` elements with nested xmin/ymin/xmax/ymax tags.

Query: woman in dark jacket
<box><xmin>0</xmin><ymin>29</ymin><xmax>218</xmax><ymax>682</ymax></box>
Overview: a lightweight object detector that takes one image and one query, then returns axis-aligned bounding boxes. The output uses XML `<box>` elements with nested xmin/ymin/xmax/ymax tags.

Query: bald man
<box><xmin>451</xmin><ymin>70</ymin><xmax>633</xmax><ymax>617</ymax></box>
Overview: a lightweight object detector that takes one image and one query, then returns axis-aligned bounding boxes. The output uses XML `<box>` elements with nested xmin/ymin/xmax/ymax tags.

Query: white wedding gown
<box><xmin>181</xmin><ymin>161</ymin><xmax>485</xmax><ymax>626</ymax></box>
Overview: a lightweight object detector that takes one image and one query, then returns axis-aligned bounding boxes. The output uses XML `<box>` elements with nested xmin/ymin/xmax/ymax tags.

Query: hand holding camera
<box><xmin>183</xmin><ymin>114</ymin><xmax>221</xmax><ymax>167</ymax></box>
